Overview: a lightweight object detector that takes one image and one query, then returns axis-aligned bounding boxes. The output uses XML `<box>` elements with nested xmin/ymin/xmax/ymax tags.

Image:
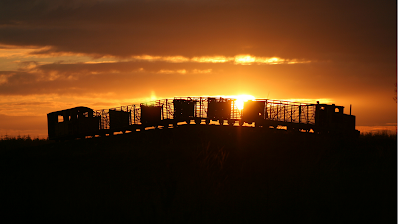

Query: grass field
<box><xmin>0</xmin><ymin>126</ymin><xmax>397</xmax><ymax>223</ymax></box>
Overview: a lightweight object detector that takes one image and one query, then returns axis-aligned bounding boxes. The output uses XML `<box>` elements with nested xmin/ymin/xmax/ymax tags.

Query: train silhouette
<box><xmin>47</xmin><ymin>97</ymin><xmax>359</xmax><ymax>140</ymax></box>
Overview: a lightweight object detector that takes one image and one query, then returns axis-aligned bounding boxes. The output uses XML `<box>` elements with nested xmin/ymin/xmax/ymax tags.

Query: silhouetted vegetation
<box><xmin>0</xmin><ymin>126</ymin><xmax>396</xmax><ymax>223</ymax></box>
<box><xmin>360</xmin><ymin>130</ymin><xmax>397</xmax><ymax>139</ymax></box>
<box><xmin>0</xmin><ymin>135</ymin><xmax>50</xmax><ymax>151</ymax></box>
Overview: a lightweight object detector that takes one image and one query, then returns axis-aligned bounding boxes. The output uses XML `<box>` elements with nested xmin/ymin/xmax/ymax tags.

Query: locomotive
<box><xmin>47</xmin><ymin>97</ymin><xmax>358</xmax><ymax>140</ymax></box>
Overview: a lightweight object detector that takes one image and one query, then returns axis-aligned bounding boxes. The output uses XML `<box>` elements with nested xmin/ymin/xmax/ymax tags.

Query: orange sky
<box><xmin>0</xmin><ymin>0</ymin><xmax>397</xmax><ymax>138</ymax></box>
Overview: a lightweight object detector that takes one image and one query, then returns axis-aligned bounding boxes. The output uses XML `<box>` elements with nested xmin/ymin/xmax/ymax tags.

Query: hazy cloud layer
<box><xmin>0</xmin><ymin>60</ymin><xmax>394</xmax><ymax>99</ymax></box>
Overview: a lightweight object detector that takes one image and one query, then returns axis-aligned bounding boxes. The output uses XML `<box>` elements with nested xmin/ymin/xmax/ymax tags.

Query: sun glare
<box><xmin>150</xmin><ymin>91</ymin><xmax>157</xmax><ymax>101</ymax></box>
<box><xmin>234</xmin><ymin>94</ymin><xmax>255</xmax><ymax>110</ymax></box>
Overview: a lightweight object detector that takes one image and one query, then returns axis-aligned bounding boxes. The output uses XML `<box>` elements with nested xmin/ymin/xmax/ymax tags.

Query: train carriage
<box><xmin>206</xmin><ymin>97</ymin><xmax>233</xmax><ymax>125</ymax></box>
<box><xmin>173</xmin><ymin>98</ymin><xmax>196</xmax><ymax>124</ymax></box>
<box><xmin>241</xmin><ymin>100</ymin><xmax>266</xmax><ymax>127</ymax></box>
<box><xmin>47</xmin><ymin>107</ymin><xmax>100</xmax><ymax>140</ymax></box>
<box><xmin>140</xmin><ymin>104</ymin><xmax>163</xmax><ymax>128</ymax></box>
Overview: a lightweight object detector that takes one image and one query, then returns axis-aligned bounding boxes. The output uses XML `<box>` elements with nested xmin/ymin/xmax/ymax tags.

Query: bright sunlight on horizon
<box><xmin>232</xmin><ymin>95</ymin><xmax>256</xmax><ymax>110</ymax></box>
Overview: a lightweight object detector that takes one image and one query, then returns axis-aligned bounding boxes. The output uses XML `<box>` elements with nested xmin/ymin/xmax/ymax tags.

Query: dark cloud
<box><xmin>0</xmin><ymin>0</ymin><xmax>395</xmax><ymax>63</ymax></box>
<box><xmin>11</xmin><ymin>102</ymin><xmax>53</xmax><ymax>106</ymax></box>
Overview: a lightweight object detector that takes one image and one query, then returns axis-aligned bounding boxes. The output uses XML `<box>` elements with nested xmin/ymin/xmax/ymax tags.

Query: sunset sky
<box><xmin>0</xmin><ymin>0</ymin><xmax>397</xmax><ymax>138</ymax></box>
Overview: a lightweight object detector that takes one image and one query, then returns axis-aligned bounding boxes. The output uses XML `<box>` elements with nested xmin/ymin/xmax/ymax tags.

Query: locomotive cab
<box><xmin>314</xmin><ymin>102</ymin><xmax>357</xmax><ymax>136</ymax></box>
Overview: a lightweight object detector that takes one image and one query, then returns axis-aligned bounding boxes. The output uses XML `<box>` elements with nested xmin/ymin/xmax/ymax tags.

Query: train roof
<box><xmin>47</xmin><ymin>106</ymin><xmax>94</xmax><ymax>115</ymax></box>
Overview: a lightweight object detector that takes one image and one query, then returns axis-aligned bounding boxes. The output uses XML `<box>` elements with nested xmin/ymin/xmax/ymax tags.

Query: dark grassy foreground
<box><xmin>0</xmin><ymin>126</ymin><xmax>397</xmax><ymax>223</ymax></box>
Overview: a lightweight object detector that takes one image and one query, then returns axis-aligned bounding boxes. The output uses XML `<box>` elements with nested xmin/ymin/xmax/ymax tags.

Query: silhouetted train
<box><xmin>47</xmin><ymin>97</ymin><xmax>359</xmax><ymax>140</ymax></box>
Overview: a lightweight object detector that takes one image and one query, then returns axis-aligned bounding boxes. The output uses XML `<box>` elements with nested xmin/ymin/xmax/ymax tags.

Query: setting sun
<box><xmin>234</xmin><ymin>94</ymin><xmax>256</xmax><ymax>110</ymax></box>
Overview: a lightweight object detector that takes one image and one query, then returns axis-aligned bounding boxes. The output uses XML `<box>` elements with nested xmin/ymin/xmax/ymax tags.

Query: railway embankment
<box><xmin>0</xmin><ymin>125</ymin><xmax>396</xmax><ymax>223</ymax></box>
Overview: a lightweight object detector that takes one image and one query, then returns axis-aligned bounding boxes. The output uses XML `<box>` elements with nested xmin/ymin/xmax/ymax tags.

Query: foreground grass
<box><xmin>0</xmin><ymin>126</ymin><xmax>396</xmax><ymax>223</ymax></box>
